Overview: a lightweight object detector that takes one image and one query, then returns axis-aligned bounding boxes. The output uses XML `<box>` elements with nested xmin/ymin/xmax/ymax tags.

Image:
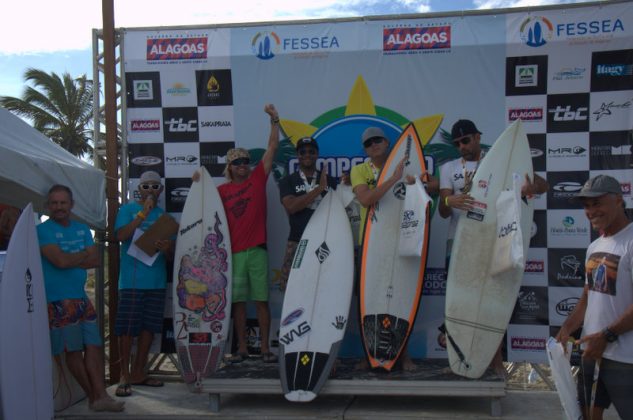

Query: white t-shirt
<box><xmin>583</xmin><ymin>222</ymin><xmax>633</xmax><ymax>363</ymax></box>
<box><xmin>439</xmin><ymin>157</ymin><xmax>481</xmax><ymax>241</ymax></box>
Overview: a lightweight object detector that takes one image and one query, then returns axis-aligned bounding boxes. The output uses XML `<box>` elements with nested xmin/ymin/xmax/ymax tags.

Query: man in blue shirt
<box><xmin>38</xmin><ymin>184</ymin><xmax>124</xmax><ymax>412</ymax></box>
<box><xmin>114</xmin><ymin>170</ymin><xmax>173</xmax><ymax>397</ymax></box>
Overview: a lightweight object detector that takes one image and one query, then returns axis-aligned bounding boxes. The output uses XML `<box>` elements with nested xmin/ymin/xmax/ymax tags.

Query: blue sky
<box><xmin>0</xmin><ymin>0</ymin><xmax>593</xmax><ymax>98</ymax></box>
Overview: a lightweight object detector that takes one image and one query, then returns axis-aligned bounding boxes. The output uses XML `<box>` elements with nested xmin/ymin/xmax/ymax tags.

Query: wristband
<box><xmin>444</xmin><ymin>196</ymin><xmax>450</xmax><ymax>207</ymax></box>
<box><xmin>136</xmin><ymin>211</ymin><xmax>146</xmax><ymax>220</ymax></box>
<box><xmin>271</xmin><ymin>117</ymin><xmax>280</xmax><ymax>124</ymax></box>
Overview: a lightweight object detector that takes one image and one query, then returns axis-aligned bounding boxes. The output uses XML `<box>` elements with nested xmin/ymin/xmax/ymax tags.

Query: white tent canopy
<box><xmin>0</xmin><ymin>108</ymin><xmax>106</xmax><ymax>229</ymax></box>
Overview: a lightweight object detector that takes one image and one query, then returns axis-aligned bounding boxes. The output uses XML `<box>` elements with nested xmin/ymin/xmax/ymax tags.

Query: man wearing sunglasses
<box><xmin>438</xmin><ymin>119</ymin><xmax>548</xmax><ymax>375</ymax></box>
<box><xmin>277</xmin><ymin>137</ymin><xmax>338</xmax><ymax>292</ymax></box>
<box><xmin>113</xmin><ymin>170</ymin><xmax>173</xmax><ymax>396</ymax></box>
<box><xmin>198</xmin><ymin>103</ymin><xmax>280</xmax><ymax>364</ymax></box>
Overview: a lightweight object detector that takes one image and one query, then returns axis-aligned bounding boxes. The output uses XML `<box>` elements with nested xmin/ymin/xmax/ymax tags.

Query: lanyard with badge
<box><xmin>299</xmin><ymin>170</ymin><xmax>322</xmax><ymax>209</ymax></box>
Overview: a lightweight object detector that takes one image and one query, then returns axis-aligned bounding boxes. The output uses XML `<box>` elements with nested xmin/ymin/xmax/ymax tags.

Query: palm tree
<box><xmin>0</xmin><ymin>68</ymin><xmax>94</xmax><ymax>158</ymax></box>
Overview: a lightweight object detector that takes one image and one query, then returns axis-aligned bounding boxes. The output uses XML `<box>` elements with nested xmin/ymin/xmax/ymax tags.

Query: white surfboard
<box><xmin>360</xmin><ymin>124</ymin><xmax>432</xmax><ymax>371</ymax></box>
<box><xmin>279</xmin><ymin>190</ymin><xmax>354</xmax><ymax>402</ymax></box>
<box><xmin>0</xmin><ymin>204</ymin><xmax>54</xmax><ymax>419</ymax></box>
<box><xmin>444</xmin><ymin>119</ymin><xmax>534</xmax><ymax>378</ymax></box>
<box><xmin>546</xmin><ymin>337</ymin><xmax>582</xmax><ymax>420</ymax></box>
<box><xmin>173</xmin><ymin>166</ymin><xmax>232</xmax><ymax>389</ymax></box>
<box><xmin>52</xmin><ymin>355</ymin><xmax>86</xmax><ymax>412</ymax></box>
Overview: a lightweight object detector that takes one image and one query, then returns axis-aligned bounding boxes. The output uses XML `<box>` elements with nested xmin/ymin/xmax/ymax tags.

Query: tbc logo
<box><xmin>519</xmin><ymin>16</ymin><xmax>554</xmax><ymax>47</ymax></box>
<box><xmin>252</xmin><ymin>32</ymin><xmax>281</xmax><ymax>60</ymax></box>
<box><xmin>548</xmin><ymin>105</ymin><xmax>588</xmax><ymax>121</ymax></box>
<box><xmin>165</xmin><ymin>118</ymin><xmax>197</xmax><ymax>133</ymax></box>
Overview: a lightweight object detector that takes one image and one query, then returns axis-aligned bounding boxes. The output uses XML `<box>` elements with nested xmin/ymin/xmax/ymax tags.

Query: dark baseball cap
<box><xmin>361</xmin><ymin>127</ymin><xmax>386</xmax><ymax>145</ymax></box>
<box><xmin>575</xmin><ymin>175</ymin><xmax>622</xmax><ymax>199</ymax></box>
<box><xmin>296</xmin><ymin>137</ymin><xmax>319</xmax><ymax>150</ymax></box>
<box><xmin>451</xmin><ymin>119</ymin><xmax>481</xmax><ymax>140</ymax></box>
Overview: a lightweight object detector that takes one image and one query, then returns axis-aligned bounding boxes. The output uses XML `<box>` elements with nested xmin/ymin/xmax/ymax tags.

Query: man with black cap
<box><xmin>114</xmin><ymin>170</ymin><xmax>173</xmax><ymax>396</ymax></box>
<box><xmin>277</xmin><ymin>137</ymin><xmax>337</xmax><ymax>291</ymax></box>
<box><xmin>438</xmin><ymin>119</ymin><xmax>547</xmax><ymax>375</ymax></box>
<box><xmin>556</xmin><ymin>175</ymin><xmax>633</xmax><ymax>420</ymax></box>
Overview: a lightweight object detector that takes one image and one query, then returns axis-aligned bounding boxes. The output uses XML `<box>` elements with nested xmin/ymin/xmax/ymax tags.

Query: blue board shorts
<box><xmin>48</xmin><ymin>298</ymin><xmax>102</xmax><ymax>356</ymax></box>
<box><xmin>114</xmin><ymin>289</ymin><xmax>166</xmax><ymax>336</ymax></box>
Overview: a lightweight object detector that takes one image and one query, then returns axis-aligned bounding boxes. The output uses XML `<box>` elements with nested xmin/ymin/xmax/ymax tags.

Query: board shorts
<box><xmin>232</xmin><ymin>245</ymin><xmax>269</xmax><ymax>303</ymax></box>
<box><xmin>577</xmin><ymin>357</ymin><xmax>611</xmax><ymax>409</ymax></box>
<box><xmin>114</xmin><ymin>288</ymin><xmax>166</xmax><ymax>336</ymax></box>
<box><xmin>578</xmin><ymin>357</ymin><xmax>633</xmax><ymax>417</ymax></box>
<box><xmin>48</xmin><ymin>298</ymin><xmax>102</xmax><ymax>356</ymax></box>
<box><xmin>279</xmin><ymin>240</ymin><xmax>298</xmax><ymax>292</ymax></box>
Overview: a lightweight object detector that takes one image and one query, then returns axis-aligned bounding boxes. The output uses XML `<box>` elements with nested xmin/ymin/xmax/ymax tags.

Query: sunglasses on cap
<box><xmin>363</xmin><ymin>137</ymin><xmax>384</xmax><ymax>148</ymax></box>
<box><xmin>298</xmin><ymin>148</ymin><xmax>317</xmax><ymax>156</ymax></box>
<box><xmin>230</xmin><ymin>157</ymin><xmax>250</xmax><ymax>166</ymax></box>
<box><xmin>140</xmin><ymin>183</ymin><xmax>161</xmax><ymax>190</ymax></box>
<box><xmin>452</xmin><ymin>135</ymin><xmax>473</xmax><ymax>147</ymax></box>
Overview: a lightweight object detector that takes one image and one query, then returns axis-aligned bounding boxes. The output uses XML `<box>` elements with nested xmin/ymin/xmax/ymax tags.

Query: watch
<box><xmin>602</xmin><ymin>327</ymin><xmax>618</xmax><ymax>343</ymax></box>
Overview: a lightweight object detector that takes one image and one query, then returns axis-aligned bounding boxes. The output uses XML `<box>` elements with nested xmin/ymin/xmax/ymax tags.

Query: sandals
<box><xmin>262</xmin><ymin>352</ymin><xmax>278</xmax><ymax>363</ymax></box>
<box><xmin>228</xmin><ymin>352</ymin><xmax>249</xmax><ymax>363</ymax></box>
<box><xmin>115</xmin><ymin>382</ymin><xmax>132</xmax><ymax>397</ymax></box>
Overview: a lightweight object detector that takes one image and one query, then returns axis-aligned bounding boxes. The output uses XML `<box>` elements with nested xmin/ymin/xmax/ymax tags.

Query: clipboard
<box><xmin>134</xmin><ymin>213</ymin><xmax>179</xmax><ymax>257</ymax></box>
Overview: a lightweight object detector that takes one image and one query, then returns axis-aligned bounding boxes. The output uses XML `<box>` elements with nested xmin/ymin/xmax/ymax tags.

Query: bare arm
<box><xmin>41</xmin><ymin>243</ymin><xmax>99</xmax><ymax>269</ymax></box>
<box><xmin>556</xmin><ymin>285</ymin><xmax>588</xmax><ymax>344</ymax></box>
<box><xmin>522</xmin><ymin>173</ymin><xmax>549</xmax><ymax>197</ymax></box>
<box><xmin>262</xmin><ymin>104</ymin><xmax>280</xmax><ymax>175</ymax></box>
<box><xmin>116</xmin><ymin>196</ymin><xmax>155</xmax><ymax>242</ymax></box>
<box><xmin>282</xmin><ymin>170</ymin><xmax>328</xmax><ymax>215</ymax></box>
<box><xmin>354</xmin><ymin>158</ymin><xmax>406</xmax><ymax>207</ymax></box>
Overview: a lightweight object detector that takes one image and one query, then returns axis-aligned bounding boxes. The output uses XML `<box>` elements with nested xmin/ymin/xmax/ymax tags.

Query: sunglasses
<box><xmin>453</xmin><ymin>135</ymin><xmax>473</xmax><ymax>147</ymax></box>
<box><xmin>363</xmin><ymin>137</ymin><xmax>384</xmax><ymax>148</ymax></box>
<box><xmin>231</xmin><ymin>157</ymin><xmax>250</xmax><ymax>166</ymax></box>
<box><xmin>298</xmin><ymin>148</ymin><xmax>317</xmax><ymax>156</ymax></box>
<box><xmin>140</xmin><ymin>183</ymin><xmax>161</xmax><ymax>190</ymax></box>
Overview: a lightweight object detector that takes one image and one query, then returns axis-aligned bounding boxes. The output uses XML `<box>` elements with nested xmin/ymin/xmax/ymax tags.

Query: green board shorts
<box><xmin>232</xmin><ymin>246</ymin><xmax>269</xmax><ymax>302</ymax></box>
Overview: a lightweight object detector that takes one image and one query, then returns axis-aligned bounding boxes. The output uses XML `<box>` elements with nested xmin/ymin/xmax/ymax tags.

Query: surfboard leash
<box><xmin>440</xmin><ymin>322</ymin><xmax>469</xmax><ymax>370</ymax></box>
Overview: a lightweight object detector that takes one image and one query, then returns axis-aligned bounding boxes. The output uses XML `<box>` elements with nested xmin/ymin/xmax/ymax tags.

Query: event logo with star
<box><xmin>248</xmin><ymin>75</ymin><xmax>462</xmax><ymax>182</ymax></box>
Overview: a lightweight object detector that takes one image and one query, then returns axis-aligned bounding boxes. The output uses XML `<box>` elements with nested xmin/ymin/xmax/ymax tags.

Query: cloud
<box><xmin>1</xmin><ymin>0</ymin><xmax>431</xmax><ymax>54</ymax></box>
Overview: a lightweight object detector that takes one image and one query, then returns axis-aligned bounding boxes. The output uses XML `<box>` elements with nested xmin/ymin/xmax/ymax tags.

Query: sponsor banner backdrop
<box><xmin>121</xmin><ymin>2</ymin><xmax>633</xmax><ymax>363</ymax></box>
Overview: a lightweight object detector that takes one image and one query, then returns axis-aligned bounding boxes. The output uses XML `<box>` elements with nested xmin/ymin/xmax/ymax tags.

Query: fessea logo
<box><xmin>146</xmin><ymin>36</ymin><xmax>208</xmax><ymax>61</ymax></box>
<box><xmin>383</xmin><ymin>26</ymin><xmax>451</xmax><ymax>52</ymax></box>
<box><xmin>519</xmin><ymin>16</ymin><xmax>554</xmax><ymax>47</ymax></box>
<box><xmin>251</xmin><ymin>31</ymin><xmax>339</xmax><ymax>60</ymax></box>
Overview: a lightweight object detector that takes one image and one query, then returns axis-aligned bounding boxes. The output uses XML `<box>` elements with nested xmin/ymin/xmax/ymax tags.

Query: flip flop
<box><xmin>262</xmin><ymin>352</ymin><xmax>278</xmax><ymax>363</ymax></box>
<box><xmin>130</xmin><ymin>377</ymin><xmax>164</xmax><ymax>387</ymax></box>
<box><xmin>228</xmin><ymin>352</ymin><xmax>249</xmax><ymax>363</ymax></box>
<box><xmin>115</xmin><ymin>383</ymin><xmax>132</xmax><ymax>397</ymax></box>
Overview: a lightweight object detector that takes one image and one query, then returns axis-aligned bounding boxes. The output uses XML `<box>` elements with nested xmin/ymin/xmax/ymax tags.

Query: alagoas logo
<box><xmin>147</xmin><ymin>37</ymin><xmax>207</xmax><ymax>61</ymax></box>
<box><xmin>131</xmin><ymin>120</ymin><xmax>160</xmax><ymax>131</ymax></box>
<box><xmin>509</xmin><ymin>108</ymin><xmax>543</xmax><ymax>121</ymax></box>
<box><xmin>511</xmin><ymin>337</ymin><xmax>546</xmax><ymax>351</ymax></box>
<box><xmin>383</xmin><ymin>26</ymin><xmax>451</xmax><ymax>52</ymax></box>
<box><xmin>524</xmin><ymin>260</ymin><xmax>544</xmax><ymax>273</ymax></box>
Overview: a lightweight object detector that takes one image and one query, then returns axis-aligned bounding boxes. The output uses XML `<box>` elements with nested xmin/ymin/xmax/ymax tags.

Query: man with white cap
<box><xmin>114</xmin><ymin>170</ymin><xmax>173</xmax><ymax>396</ymax></box>
<box><xmin>557</xmin><ymin>174</ymin><xmax>633</xmax><ymax>420</ymax></box>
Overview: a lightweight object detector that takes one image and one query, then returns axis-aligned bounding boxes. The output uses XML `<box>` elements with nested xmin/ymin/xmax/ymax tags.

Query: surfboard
<box><xmin>546</xmin><ymin>337</ymin><xmax>582</xmax><ymax>420</ymax></box>
<box><xmin>52</xmin><ymin>355</ymin><xmax>86</xmax><ymax>412</ymax></box>
<box><xmin>173</xmin><ymin>166</ymin><xmax>232</xmax><ymax>390</ymax></box>
<box><xmin>360</xmin><ymin>123</ymin><xmax>431</xmax><ymax>371</ymax></box>
<box><xmin>279</xmin><ymin>189</ymin><xmax>354</xmax><ymax>402</ymax></box>
<box><xmin>444</xmin><ymin>119</ymin><xmax>534</xmax><ymax>378</ymax></box>
<box><xmin>0</xmin><ymin>204</ymin><xmax>54</xmax><ymax>419</ymax></box>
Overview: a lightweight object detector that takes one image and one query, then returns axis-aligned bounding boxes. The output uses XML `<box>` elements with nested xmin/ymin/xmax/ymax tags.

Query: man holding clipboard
<box><xmin>114</xmin><ymin>170</ymin><xmax>175</xmax><ymax>397</ymax></box>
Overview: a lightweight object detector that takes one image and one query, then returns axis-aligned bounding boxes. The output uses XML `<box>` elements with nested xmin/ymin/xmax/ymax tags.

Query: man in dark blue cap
<box><xmin>277</xmin><ymin>137</ymin><xmax>337</xmax><ymax>291</ymax></box>
<box><xmin>557</xmin><ymin>174</ymin><xmax>633</xmax><ymax>420</ymax></box>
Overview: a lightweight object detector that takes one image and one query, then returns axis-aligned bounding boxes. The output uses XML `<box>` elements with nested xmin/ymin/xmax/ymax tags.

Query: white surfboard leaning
<box><xmin>546</xmin><ymin>337</ymin><xmax>582</xmax><ymax>420</ymax></box>
<box><xmin>0</xmin><ymin>204</ymin><xmax>54</xmax><ymax>419</ymax></box>
<box><xmin>173</xmin><ymin>166</ymin><xmax>232</xmax><ymax>389</ymax></box>
<box><xmin>360</xmin><ymin>123</ymin><xmax>432</xmax><ymax>371</ymax></box>
<box><xmin>444</xmin><ymin>119</ymin><xmax>534</xmax><ymax>378</ymax></box>
<box><xmin>279</xmin><ymin>190</ymin><xmax>354</xmax><ymax>402</ymax></box>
